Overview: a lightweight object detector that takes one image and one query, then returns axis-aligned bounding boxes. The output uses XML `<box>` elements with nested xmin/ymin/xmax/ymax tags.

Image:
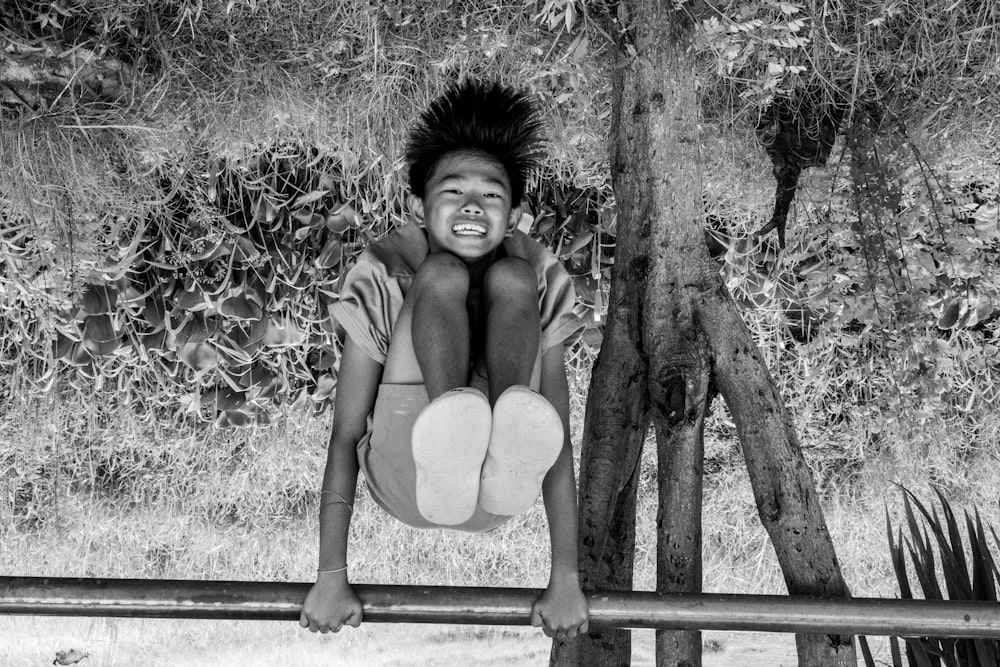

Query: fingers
<box><xmin>531</xmin><ymin>606</ymin><xmax>555</xmax><ymax>637</ymax></box>
<box><xmin>533</xmin><ymin>601</ymin><xmax>590</xmax><ymax>638</ymax></box>
<box><xmin>305</xmin><ymin>619</ymin><xmax>339</xmax><ymax>633</ymax></box>
<box><xmin>300</xmin><ymin>611</ymin><xmax>360</xmax><ymax>634</ymax></box>
<box><xmin>300</xmin><ymin>612</ymin><xmax>327</xmax><ymax>634</ymax></box>
<box><xmin>540</xmin><ymin>617</ymin><xmax>588</xmax><ymax>640</ymax></box>
<box><xmin>539</xmin><ymin>616</ymin><xmax>557</xmax><ymax>639</ymax></box>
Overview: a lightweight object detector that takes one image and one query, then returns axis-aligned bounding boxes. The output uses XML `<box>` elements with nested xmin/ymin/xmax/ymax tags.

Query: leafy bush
<box><xmin>0</xmin><ymin>144</ymin><xmax>610</xmax><ymax>427</ymax></box>
<box><xmin>708</xmin><ymin>127</ymin><xmax>1000</xmax><ymax>451</ymax></box>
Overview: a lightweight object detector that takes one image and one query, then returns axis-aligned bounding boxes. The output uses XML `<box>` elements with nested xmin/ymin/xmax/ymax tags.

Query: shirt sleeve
<box><xmin>538</xmin><ymin>252</ymin><xmax>586</xmax><ymax>352</ymax></box>
<box><xmin>328</xmin><ymin>253</ymin><xmax>403</xmax><ymax>364</ymax></box>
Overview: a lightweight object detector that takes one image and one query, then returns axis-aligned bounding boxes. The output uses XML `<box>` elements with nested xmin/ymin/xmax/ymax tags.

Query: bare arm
<box><xmin>300</xmin><ymin>335</ymin><xmax>382</xmax><ymax>633</ymax></box>
<box><xmin>531</xmin><ymin>345</ymin><xmax>589</xmax><ymax>638</ymax></box>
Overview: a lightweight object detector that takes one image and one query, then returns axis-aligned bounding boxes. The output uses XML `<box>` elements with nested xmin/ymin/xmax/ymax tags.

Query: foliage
<box><xmin>810</xmin><ymin>130</ymin><xmax>999</xmax><ymax>421</ymax></box>
<box><xmin>0</xmin><ymin>150</ymin><xmax>609</xmax><ymax>426</ymax></box>
<box><xmin>529</xmin><ymin>0</ymin><xmax>585</xmax><ymax>33</ymax></box>
<box><xmin>688</xmin><ymin>0</ymin><xmax>1000</xmax><ymax>129</ymax></box>
<box><xmin>859</xmin><ymin>488</ymin><xmax>1000</xmax><ymax>667</ymax></box>
<box><xmin>1</xmin><ymin>1</ymin><xmax>612</xmax><ymax>427</ymax></box>
<box><xmin>710</xmin><ymin>127</ymin><xmax>1000</xmax><ymax>446</ymax></box>
<box><xmin>691</xmin><ymin>0</ymin><xmax>812</xmax><ymax>106</ymax></box>
<box><xmin>1</xmin><ymin>0</ymin><xmax>998</xmax><ymax>444</ymax></box>
<box><xmin>524</xmin><ymin>177</ymin><xmax>613</xmax><ymax>338</ymax></box>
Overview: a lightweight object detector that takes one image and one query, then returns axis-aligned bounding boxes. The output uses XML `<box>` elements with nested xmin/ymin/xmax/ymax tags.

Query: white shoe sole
<box><xmin>479</xmin><ymin>386</ymin><xmax>563</xmax><ymax>516</ymax></box>
<box><xmin>412</xmin><ymin>387</ymin><xmax>492</xmax><ymax>526</ymax></box>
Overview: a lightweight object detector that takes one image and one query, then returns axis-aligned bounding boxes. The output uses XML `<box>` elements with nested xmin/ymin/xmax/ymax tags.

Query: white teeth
<box><xmin>452</xmin><ymin>223</ymin><xmax>488</xmax><ymax>236</ymax></box>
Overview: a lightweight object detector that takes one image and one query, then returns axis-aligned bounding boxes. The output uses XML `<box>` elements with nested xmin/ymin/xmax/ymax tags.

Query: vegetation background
<box><xmin>1</xmin><ymin>0</ymin><xmax>998</xmax><ymax>664</ymax></box>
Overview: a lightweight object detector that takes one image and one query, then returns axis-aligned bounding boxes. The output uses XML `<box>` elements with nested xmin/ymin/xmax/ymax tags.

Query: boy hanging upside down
<box><xmin>299</xmin><ymin>79</ymin><xmax>590</xmax><ymax>639</ymax></box>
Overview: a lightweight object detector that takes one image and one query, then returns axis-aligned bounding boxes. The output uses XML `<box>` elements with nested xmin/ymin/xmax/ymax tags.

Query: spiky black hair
<box><xmin>405</xmin><ymin>80</ymin><xmax>545</xmax><ymax>206</ymax></box>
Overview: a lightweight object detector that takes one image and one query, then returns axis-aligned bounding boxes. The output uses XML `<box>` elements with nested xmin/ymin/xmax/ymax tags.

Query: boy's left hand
<box><xmin>530</xmin><ymin>576</ymin><xmax>589</xmax><ymax>639</ymax></box>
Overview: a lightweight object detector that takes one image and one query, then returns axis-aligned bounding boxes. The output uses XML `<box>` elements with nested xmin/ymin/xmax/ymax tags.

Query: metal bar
<box><xmin>3</xmin><ymin>576</ymin><xmax>1000</xmax><ymax>637</ymax></box>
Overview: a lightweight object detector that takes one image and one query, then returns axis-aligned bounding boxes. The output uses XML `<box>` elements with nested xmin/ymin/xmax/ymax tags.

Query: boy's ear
<box><xmin>408</xmin><ymin>194</ymin><xmax>425</xmax><ymax>226</ymax></box>
<box><xmin>506</xmin><ymin>205</ymin><xmax>522</xmax><ymax>234</ymax></box>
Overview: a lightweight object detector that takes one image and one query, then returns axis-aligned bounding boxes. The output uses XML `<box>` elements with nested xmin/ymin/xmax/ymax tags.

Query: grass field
<box><xmin>2</xmin><ymin>616</ymin><xmax>824</xmax><ymax>666</ymax></box>
<box><xmin>5</xmin><ymin>362</ymin><xmax>1000</xmax><ymax>665</ymax></box>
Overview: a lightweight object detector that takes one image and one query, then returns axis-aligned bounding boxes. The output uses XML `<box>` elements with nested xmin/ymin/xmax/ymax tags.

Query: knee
<box><xmin>484</xmin><ymin>257</ymin><xmax>536</xmax><ymax>305</ymax></box>
<box><xmin>413</xmin><ymin>252</ymin><xmax>469</xmax><ymax>297</ymax></box>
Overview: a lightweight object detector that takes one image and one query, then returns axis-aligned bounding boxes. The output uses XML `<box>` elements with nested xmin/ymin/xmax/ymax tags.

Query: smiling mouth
<box><xmin>452</xmin><ymin>222</ymin><xmax>489</xmax><ymax>237</ymax></box>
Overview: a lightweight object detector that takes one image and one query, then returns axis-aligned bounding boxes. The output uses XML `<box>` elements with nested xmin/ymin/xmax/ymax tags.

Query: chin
<box><xmin>450</xmin><ymin>239</ymin><xmax>501</xmax><ymax>254</ymax></box>
<box><xmin>454</xmin><ymin>247</ymin><xmax>499</xmax><ymax>264</ymax></box>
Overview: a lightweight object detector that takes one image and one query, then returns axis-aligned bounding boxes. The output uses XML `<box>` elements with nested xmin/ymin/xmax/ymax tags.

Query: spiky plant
<box><xmin>860</xmin><ymin>488</ymin><xmax>1000</xmax><ymax>667</ymax></box>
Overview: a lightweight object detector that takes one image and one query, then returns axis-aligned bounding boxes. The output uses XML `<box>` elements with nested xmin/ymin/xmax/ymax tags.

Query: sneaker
<box><xmin>479</xmin><ymin>386</ymin><xmax>563</xmax><ymax>516</ymax></box>
<box><xmin>411</xmin><ymin>387</ymin><xmax>492</xmax><ymax>525</ymax></box>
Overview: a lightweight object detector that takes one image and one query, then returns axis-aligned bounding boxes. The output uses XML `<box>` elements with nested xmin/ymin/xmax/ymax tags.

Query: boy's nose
<box><xmin>461</xmin><ymin>199</ymin><xmax>484</xmax><ymax>214</ymax></box>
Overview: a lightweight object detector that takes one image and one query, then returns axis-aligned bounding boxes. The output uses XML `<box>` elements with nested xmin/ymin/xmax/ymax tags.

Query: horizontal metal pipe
<box><xmin>3</xmin><ymin>576</ymin><xmax>1000</xmax><ymax>637</ymax></box>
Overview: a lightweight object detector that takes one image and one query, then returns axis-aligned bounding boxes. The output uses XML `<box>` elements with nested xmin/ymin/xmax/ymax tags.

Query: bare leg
<box><xmin>407</xmin><ymin>254</ymin><xmax>492</xmax><ymax>526</ymax></box>
<box><xmin>478</xmin><ymin>258</ymin><xmax>560</xmax><ymax>516</ymax></box>
<box><xmin>410</xmin><ymin>253</ymin><xmax>471</xmax><ymax>400</ymax></box>
<box><xmin>482</xmin><ymin>256</ymin><xmax>540</xmax><ymax>405</ymax></box>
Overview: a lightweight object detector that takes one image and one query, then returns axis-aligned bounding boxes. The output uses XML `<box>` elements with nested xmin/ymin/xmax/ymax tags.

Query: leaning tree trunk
<box><xmin>553</xmin><ymin>1</ymin><xmax>857</xmax><ymax>665</ymax></box>
<box><xmin>700</xmin><ymin>298</ymin><xmax>857</xmax><ymax>663</ymax></box>
<box><xmin>548</xmin><ymin>213</ymin><xmax>651</xmax><ymax>664</ymax></box>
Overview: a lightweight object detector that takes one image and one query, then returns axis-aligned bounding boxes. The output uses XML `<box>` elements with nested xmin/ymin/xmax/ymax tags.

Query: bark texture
<box><xmin>617</xmin><ymin>3</ymin><xmax>714</xmax><ymax>664</ymax></box>
<box><xmin>652</xmin><ymin>358</ymin><xmax>709</xmax><ymax>667</ymax></box>
<box><xmin>555</xmin><ymin>0</ymin><xmax>858</xmax><ymax>665</ymax></box>
<box><xmin>549</xmin><ymin>317</ymin><xmax>648</xmax><ymax>666</ymax></box>
<box><xmin>701</xmin><ymin>297</ymin><xmax>856</xmax><ymax>664</ymax></box>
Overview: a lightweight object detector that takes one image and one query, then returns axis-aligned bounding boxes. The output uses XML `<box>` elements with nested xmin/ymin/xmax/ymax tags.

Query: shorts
<box><xmin>357</xmin><ymin>383</ymin><xmax>509</xmax><ymax>533</ymax></box>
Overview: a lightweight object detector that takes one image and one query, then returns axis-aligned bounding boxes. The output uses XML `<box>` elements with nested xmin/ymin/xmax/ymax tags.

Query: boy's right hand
<box><xmin>299</xmin><ymin>574</ymin><xmax>363</xmax><ymax>633</ymax></box>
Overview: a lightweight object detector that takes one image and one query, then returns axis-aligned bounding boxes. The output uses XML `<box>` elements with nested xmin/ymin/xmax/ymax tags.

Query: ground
<box><xmin>0</xmin><ymin>616</ymin><xmax>895</xmax><ymax>666</ymax></box>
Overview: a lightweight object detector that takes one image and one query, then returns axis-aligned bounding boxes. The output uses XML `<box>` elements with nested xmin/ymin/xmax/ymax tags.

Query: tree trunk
<box><xmin>612</xmin><ymin>1</ymin><xmax>715</xmax><ymax>663</ymax></box>
<box><xmin>556</xmin><ymin>0</ymin><xmax>858</xmax><ymax>665</ymax></box>
<box><xmin>549</xmin><ymin>319</ymin><xmax>648</xmax><ymax>666</ymax></box>
<box><xmin>548</xmin><ymin>18</ymin><xmax>656</xmax><ymax>655</ymax></box>
<box><xmin>701</xmin><ymin>298</ymin><xmax>857</xmax><ymax>665</ymax></box>
<box><xmin>652</xmin><ymin>354</ymin><xmax>710</xmax><ymax>667</ymax></box>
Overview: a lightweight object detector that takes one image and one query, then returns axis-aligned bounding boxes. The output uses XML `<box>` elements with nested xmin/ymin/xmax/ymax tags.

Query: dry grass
<box><xmin>1</xmin><ymin>1</ymin><xmax>610</xmax><ymax>233</ymax></box>
<box><xmin>0</xmin><ymin>359</ymin><xmax>569</xmax><ymax>589</ymax></box>
<box><xmin>0</xmin><ymin>617</ymin><xmax>557</xmax><ymax>667</ymax></box>
<box><xmin>692</xmin><ymin>0</ymin><xmax>1000</xmax><ymax>135</ymax></box>
<box><xmin>5</xmin><ymin>341</ymin><xmax>1000</xmax><ymax>665</ymax></box>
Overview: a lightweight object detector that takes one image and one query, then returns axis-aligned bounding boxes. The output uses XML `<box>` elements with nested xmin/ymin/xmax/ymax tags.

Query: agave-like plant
<box><xmin>860</xmin><ymin>487</ymin><xmax>1000</xmax><ymax>667</ymax></box>
<box><xmin>44</xmin><ymin>149</ymin><xmax>364</xmax><ymax>428</ymax></box>
<box><xmin>2</xmin><ymin>148</ymin><xmax>612</xmax><ymax>428</ymax></box>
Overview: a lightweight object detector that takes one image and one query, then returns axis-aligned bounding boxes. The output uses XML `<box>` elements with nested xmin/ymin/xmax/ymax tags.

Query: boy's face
<box><xmin>411</xmin><ymin>150</ymin><xmax>520</xmax><ymax>263</ymax></box>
